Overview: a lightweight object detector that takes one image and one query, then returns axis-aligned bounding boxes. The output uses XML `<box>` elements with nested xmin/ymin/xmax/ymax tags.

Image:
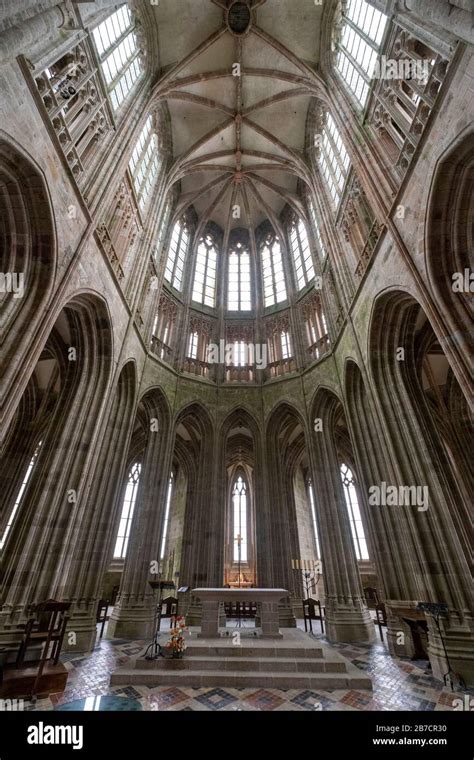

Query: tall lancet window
<box><xmin>129</xmin><ymin>115</ymin><xmax>160</xmax><ymax>211</ymax></box>
<box><xmin>114</xmin><ymin>461</ymin><xmax>141</xmax><ymax>559</ymax></box>
<box><xmin>340</xmin><ymin>463</ymin><xmax>369</xmax><ymax>560</ymax></box>
<box><xmin>160</xmin><ymin>473</ymin><xmax>174</xmax><ymax>560</ymax></box>
<box><xmin>155</xmin><ymin>200</ymin><xmax>171</xmax><ymax>261</ymax></box>
<box><xmin>317</xmin><ymin>113</ymin><xmax>351</xmax><ymax>208</ymax></box>
<box><xmin>261</xmin><ymin>233</ymin><xmax>287</xmax><ymax>307</ymax></box>
<box><xmin>92</xmin><ymin>4</ymin><xmax>143</xmax><ymax>112</ymax></box>
<box><xmin>1</xmin><ymin>440</ymin><xmax>42</xmax><ymax>551</ymax></box>
<box><xmin>335</xmin><ymin>0</ymin><xmax>388</xmax><ymax>108</ymax></box>
<box><xmin>308</xmin><ymin>200</ymin><xmax>327</xmax><ymax>260</ymax></box>
<box><xmin>232</xmin><ymin>474</ymin><xmax>248</xmax><ymax>562</ymax></box>
<box><xmin>164</xmin><ymin>220</ymin><xmax>189</xmax><ymax>291</ymax></box>
<box><xmin>228</xmin><ymin>242</ymin><xmax>252</xmax><ymax>311</ymax></box>
<box><xmin>280</xmin><ymin>330</ymin><xmax>292</xmax><ymax>360</ymax></box>
<box><xmin>289</xmin><ymin>218</ymin><xmax>315</xmax><ymax>289</ymax></box>
<box><xmin>307</xmin><ymin>479</ymin><xmax>321</xmax><ymax>558</ymax></box>
<box><xmin>192</xmin><ymin>235</ymin><xmax>217</xmax><ymax>307</ymax></box>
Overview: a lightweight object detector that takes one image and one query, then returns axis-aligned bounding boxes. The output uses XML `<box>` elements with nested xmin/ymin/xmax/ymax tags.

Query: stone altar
<box><xmin>192</xmin><ymin>588</ymin><xmax>289</xmax><ymax>638</ymax></box>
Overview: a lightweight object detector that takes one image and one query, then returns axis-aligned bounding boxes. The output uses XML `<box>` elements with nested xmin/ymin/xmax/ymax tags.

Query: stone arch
<box><xmin>264</xmin><ymin>402</ymin><xmax>309</xmax><ymax>605</ymax></box>
<box><xmin>218</xmin><ymin>407</ymin><xmax>262</xmax><ymax>588</ymax></box>
<box><xmin>0</xmin><ymin>292</ymin><xmax>114</xmax><ymax>637</ymax></box>
<box><xmin>137</xmin><ymin>385</ymin><xmax>172</xmax><ymax>435</ymax></box>
<box><xmin>426</xmin><ymin>130</ymin><xmax>473</xmax><ymax>398</ymax></box>
<box><xmin>266</xmin><ymin>399</ymin><xmax>307</xmax><ymax>432</ymax></box>
<box><xmin>173</xmin><ymin>400</ymin><xmax>214</xmax><ymax>433</ymax></box>
<box><xmin>173</xmin><ymin>402</ymin><xmax>216</xmax><ymax>591</ymax></box>
<box><xmin>0</xmin><ymin>132</ymin><xmax>57</xmax><ymax>400</ymax></box>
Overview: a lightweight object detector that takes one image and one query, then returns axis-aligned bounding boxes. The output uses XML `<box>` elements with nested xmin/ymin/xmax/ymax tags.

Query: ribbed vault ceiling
<box><xmin>150</xmin><ymin>0</ymin><xmax>326</xmax><ymax>242</ymax></box>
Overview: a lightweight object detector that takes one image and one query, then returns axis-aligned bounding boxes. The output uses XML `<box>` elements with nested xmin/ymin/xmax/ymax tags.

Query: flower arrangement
<box><xmin>164</xmin><ymin>615</ymin><xmax>188</xmax><ymax>658</ymax></box>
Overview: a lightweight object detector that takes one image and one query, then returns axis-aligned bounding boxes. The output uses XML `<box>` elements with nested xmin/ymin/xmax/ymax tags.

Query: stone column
<box><xmin>345</xmin><ymin>359</ymin><xmax>423</xmax><ymax>656</ymax></box>
<box><xmin>60</xmin><ymin>362</ymin><xmax>137</xmax><ymax>652</ymax></box>
<box><xmin>310</xmin><ymin>391</ymin><xmax>375</xmax><ymax>643</ymax></box>
<box><xmin>399</xmin><ymin>0</ymin><xmax>474</xmax><ymax>46</ymax></box>
<box><xmin>177</xmin><ymin>408</ymin><xmax>217</xmax><ymax>627</ymax></box>
<box><xmin>0</xmin><ymin>5</ymin><xmax>67</xmax><ymax>65</ymax></box>
<box><xmin>0</xmin><ymin>296</ymin><xmax>113</xmax><ymax>654</ymax></box>
<box><xmin>107</xmin><ymin>404</ymin><xmax>173</xmax><ymax>640</ymax></box>
<box><xmin>260</xmin><ymin>408</ymin><xmax>305</xmax><ymax>629</ymax></box>
<box><xmin>371</xmin><ymin>373</ymin><xmax>474</xmax><ymax>683</ymax></box>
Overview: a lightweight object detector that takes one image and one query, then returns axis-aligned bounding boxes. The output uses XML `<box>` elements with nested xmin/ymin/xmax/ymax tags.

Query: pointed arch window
<box><xmin>1</xmin><ymin>440</ymin><xmax>42</xmax><ymax>551</ymax></box>
<box><xmin>317</xmin><ymin>113</ymin><xmax>351</xmax><ymax>208</ymax></box>
<box><xmin>92</xmin><ymin>4</ymin><xmax>143</xmax><ymax>112</ymax></box>
<box><xmin>304</xmin><ymin>294</ymin><xmax>329</xmax><ymax>360</ymax></box>
<box><xmin>159</xmin><ymin>473</ymin><xmax>174</xmax><ymax>560</ymax></box>
<box><xmin>187</xmin><ymin>331</ymin><xmax>198</xmax><ymax>360</ymax></box>
<box><xmin>114</xmin><ymin>462</ymin><xmax>141</xmax><ymax>559</ymax></box>
<box><xmin>129</xmin><ymin>115</ymin><xmax>160</xmax><ymax>210</ymax></box>
<box><xmin>228</xmin><ymin>242</ymin><xmax>252</xmax><ymax>311</ymax></box>
<box><xmin>308</xmin><ymin>200</ymin><xmax>327</xmax><ymax>260</ymax></box>
<box><xmin>307</xmin><ymin>479</ymin><xmax>321</xmax><ymax>558</ymax></box>
<box><xmin>335</xmin><ymin>0</ymin><xmax>388</xmax><ymax>109</ymax></box>
<box><xmin>289</xmin><ymin>218</ymin><xmax>315</xmax><ymax>289</ymax></box>
<box><xmin>340</xmin><ymin>463</ymin><xmax>369</xmax><ymax>560</ymax></box>
<box><xmin>192</xmin><ymin>235</ymin><xmax>217</xmax><ymax>307</ymax></box>
<box><xmin>261</xmin><ymin>233</ymin><xmax>287</xmax><ymax>307</ymax></box>
<box><xmin>232</xmin><ymin>341</ymin><xmax>248</xmax><ymax>366</ymax></box>
<box><xmin>164</xmin><ymin>220</ymin><xmax>189</xmax><ymax>291</ymax></box>
<box><xmin>280</xmin><ymin>330</ymin><xmax>292</xmax><ymax>360</ymax></box>
<box><xmin>155</xmin><ymin>200</ymin><xmax>171</xmax><ymax>261</ymax></box>
<box><xmin>232</xmin><ymin>473</ymin><xmax>248</xmax><ymax>562</ymax></box>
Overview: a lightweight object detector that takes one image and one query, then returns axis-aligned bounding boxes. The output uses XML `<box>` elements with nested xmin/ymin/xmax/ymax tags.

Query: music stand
<box><xmin>143</xmin><ymin>579</ymin><xmax>175</xmax><ymax>660</ymax></box>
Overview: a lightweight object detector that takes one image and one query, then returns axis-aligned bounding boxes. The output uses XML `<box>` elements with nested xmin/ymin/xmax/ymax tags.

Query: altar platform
<box><xmin>110</xmin><ymin>628</ymin><xmax>372</xmax><ymax>690</ymax></box>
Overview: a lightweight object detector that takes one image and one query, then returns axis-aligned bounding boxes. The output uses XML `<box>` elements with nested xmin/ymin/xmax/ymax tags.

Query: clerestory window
<box><xmin>92</xmin><ymin>4</ymin><xmax>143</xmax><ymax>112</ymax></box>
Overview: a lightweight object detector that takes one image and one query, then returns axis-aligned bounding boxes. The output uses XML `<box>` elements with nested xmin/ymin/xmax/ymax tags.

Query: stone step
<box><xmin>111</xmin><ymin>667</ymin><xmax>371</xmax><ymax>690</ymax></box>
<box><xmin>160</xmin><ymin>644</ymin><xmax>324</xmax><ymax>659</ymax></box>
<box><xmin>136</xmin><ymin>656</ymin><xmax>347</xmax><ymax>673</ymax></box>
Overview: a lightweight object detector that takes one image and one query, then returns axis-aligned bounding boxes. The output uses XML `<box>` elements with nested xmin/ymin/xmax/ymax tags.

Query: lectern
<box><xmin>143</xmin><ymin>580</ymin><xmax>175</xmax><ymax>660</ymax></box>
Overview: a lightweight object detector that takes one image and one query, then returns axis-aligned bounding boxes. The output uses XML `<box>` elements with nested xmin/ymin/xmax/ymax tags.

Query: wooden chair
<box><xmin>16</xmin><ymin>599</ymin><xmax>70</xmax><ymax>669</ymax></box>
<box><xmin>96</xmin><ymin>599</ymin><xmax>109</xmax><ymax>640</ymax></box>
<box><xmin>374</xmin><ymin>602</ymin><xmax>387</xmax><ymax>642</ymax></box>
<box><xmin>364</xmin><ymin>587</ymin><xmax>379</xmax><ymax>609</ymax></box>
<box><xmin>16</xmin><ymin>599</ymin><xmax>70</xmax><ymax>697</ymax></box>
<box><xmin>303</xmin><ymin>598</ymin><xmax>324</xmax><ymax>634</ymax></box>
<box><xmin>239</xmin><ymin>601</ymin><xmax>257</xmax><ymax>618</ymax></box>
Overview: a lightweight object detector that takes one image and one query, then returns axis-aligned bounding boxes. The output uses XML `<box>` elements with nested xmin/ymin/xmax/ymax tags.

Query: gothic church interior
<box><xmin>0</xmin><ymin>0</ymin><xmax>473</xmax><ymax>714</ymax></box>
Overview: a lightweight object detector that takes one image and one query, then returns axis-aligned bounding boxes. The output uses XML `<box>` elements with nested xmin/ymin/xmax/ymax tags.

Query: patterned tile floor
<box><xmin>22</xmin><ymin>623</ymin><xmax>472</xmax><ymax>712</ymax></box>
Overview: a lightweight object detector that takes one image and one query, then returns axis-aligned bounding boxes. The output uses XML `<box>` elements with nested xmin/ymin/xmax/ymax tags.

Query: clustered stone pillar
<box><xmin>367</xmin><ymin>296</ymin><xmax>474</xmax><ymax>683</ymax></box>
<box><xmin>108</xmin><ymin>394</ymin><xmax>173</xmax><ymax>640</ymax></box>
<box><xmin>0</xmin><ymin>297</ymin><xmax>113</xmax><ymax>652</ymax></box>
<box><xmin>310</xmin><ymin>391</ymin><xmax>375</xmax><ymax>643</ymax></box>
<box><xmin>60</xmin><ymin>362</ymin><xmax>137</xmax><ymax>652</ymax></box>
<box><xmin>344</xmin><ymin>359</ymin><xmax>425</xmax><ymax>657</ymax></box>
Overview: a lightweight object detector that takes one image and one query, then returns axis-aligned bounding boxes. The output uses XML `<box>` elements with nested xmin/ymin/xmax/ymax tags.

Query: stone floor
<box><xmin>18</xmin><ymin>621</ymin><xmax>472</xmax><ymax>712</ymax></box>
